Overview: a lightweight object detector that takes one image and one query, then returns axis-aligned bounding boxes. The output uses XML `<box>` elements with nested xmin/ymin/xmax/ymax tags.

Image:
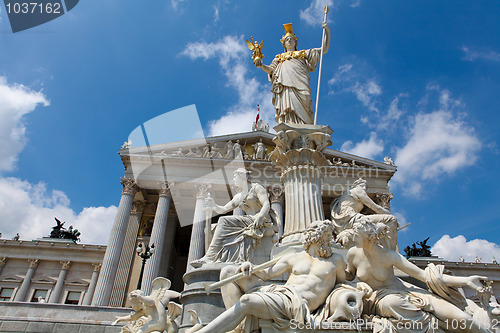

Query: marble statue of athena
<box><xmin>255</xmin><ymin>22</ymin><xmax>330</xmax><ymax>124</ymax></box>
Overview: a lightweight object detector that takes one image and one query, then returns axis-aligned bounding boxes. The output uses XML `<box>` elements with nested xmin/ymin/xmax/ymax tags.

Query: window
<box><xmin>64</xmin><ymin>291</ymin><xmax>81</xmax><ymax>305</ymax></box>
<box><xmin>0</xmin><ymin>288</ymin><xmax>14</xmax><ymax>301</ymax></box>
<box><xmin>30</xmin><ymin>289</ymin><xmax>48</xmax><ymax>302</ymax></box>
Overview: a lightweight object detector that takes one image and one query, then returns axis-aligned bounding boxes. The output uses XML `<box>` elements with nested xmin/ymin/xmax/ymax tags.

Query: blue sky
<box><xmin>0</xmin><ymin>0</ymin><xmax>499</xmax><ymax>261</ymax></box>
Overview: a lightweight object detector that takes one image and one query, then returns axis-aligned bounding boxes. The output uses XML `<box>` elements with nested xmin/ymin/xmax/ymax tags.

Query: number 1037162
<box><xmin>444</xmin><ymin>319</ymin><xmax>498</xmax><ymax>330</ymax></box>
<box><xmin>5</xmin><ymin>2</ymin><xmax>62</xmax><ymax>14</ymax></box>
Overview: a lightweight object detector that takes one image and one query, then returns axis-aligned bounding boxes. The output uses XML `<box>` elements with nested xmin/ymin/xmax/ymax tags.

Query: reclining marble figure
<box><xmin>186</xmin><ymin>220</ymin><xmax>347</xmax><ymax>332</ymax></box>
<box><xmin>337</xmin><ymin>220</ymin><xmax>494</xmax><ymax>333</ymax></box>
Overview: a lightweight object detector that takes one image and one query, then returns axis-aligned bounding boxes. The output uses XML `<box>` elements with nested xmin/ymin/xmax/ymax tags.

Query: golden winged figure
<box><xmin>246</xmin><ymin>36</ymin><xmax>264</xmax><ymax>66</ymax></box>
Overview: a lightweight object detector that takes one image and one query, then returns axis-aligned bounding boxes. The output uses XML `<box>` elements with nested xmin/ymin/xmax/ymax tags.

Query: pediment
<box><xmin>65</xmin><ymin>278</ymin><xmax>89</xmax><ymax>286</ymax></box>
<box><xmin>121</xmin><ymin>130</ymin><xmax>396</xmax><ymax>173</ymax></box>
<box><xmin>324</xmin><ymin>148</ymin><xmax>397</xmax><ymax>172</ymax></box>
<box><xmin>0</xmin><ymin>275</ymin><xmax>23</xmax><ymax>282</ymax></box>
<box><xmin>32</xmin><ymin>277</ymin><xmax>57</xmax><ymax>284</ymax></box>
<box><xmin>121</xmin><ymin>131</ymin><xmax>275</xmax><ymax>158</ymax></box>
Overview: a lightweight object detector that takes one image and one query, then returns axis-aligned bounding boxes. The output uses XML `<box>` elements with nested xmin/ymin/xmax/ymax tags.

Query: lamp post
<box><xmin>136</xmin><ymin>243</ymin><xmax>155</xmax><ymax>290</ymax></box>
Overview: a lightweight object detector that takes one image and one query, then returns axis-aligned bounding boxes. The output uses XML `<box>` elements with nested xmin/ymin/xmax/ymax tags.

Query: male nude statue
<box><xmin>187</xmin><ymin>220</ymin><xmax>346</xmax><ymax>332</ymax></box>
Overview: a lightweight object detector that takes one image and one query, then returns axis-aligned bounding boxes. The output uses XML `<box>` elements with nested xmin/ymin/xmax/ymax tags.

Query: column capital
<box><xmin>28</xmin><ymin>259</ymin><xmax>39</xmax><ymax>268</ymax></box>
<box><xmin>92</xmin><ymin>263</ymin><xmax>102</xmax><ymax>272</ymax></box>
<box><xmin>158</xmin><ymin>181</ymin><xmax>175</xmax><ymax>197</ymax></box>
<box><xmin>194</xmin><ymin>183</ymin><xmax>211</xmax><ymax>199</ymax></box>
<box><xmin>0</xmin><ymin>257</ymin><xmax>7</xmax><ymax>267</ymax></box>
<box><xmin>60</xmin><ymin>261</ymin><xmax>71</xmax><ymax>270</ymax></box>
<box><xmin>267</xmin><ymin>185</ymin><xmax>284</xmax><ymax>203</ymax></box>
<box><xmin>120</xmin><ymin>177</ymin><xmax>138</xmax><ymax>196</ymax></box>
<box><xmin>131</xmin><ymin>200</ymin><xmax>147</xmax><ymax>214</ymax></box>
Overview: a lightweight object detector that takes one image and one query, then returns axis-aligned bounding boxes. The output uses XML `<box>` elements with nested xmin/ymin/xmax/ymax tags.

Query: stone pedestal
<box><xmin>270</xmin><ymin>123</ymin><xmax>333</xmax><ymax>242</ymax></box>
<box><xmin>178</xmin><ymin>265</ymin><xmax>226</xmax><ymax>333</ymax></box>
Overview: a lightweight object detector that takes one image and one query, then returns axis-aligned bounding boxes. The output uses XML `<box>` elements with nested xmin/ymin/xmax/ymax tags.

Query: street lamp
<box><xmin>136</xmin><ymin>243</ymin><xmax>155</xmax><ymax>290</ymax></box>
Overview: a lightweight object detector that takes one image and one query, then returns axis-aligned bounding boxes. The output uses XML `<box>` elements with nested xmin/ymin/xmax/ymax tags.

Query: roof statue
<box><xmin>403</xmin><ymin>237</ymin><xmax>432</xmax><ymax>258</ymax></box>
<box><xmin>48</xmin><ymin>217</ymin><xmax>81</xmax><ymax>243</ymax></box>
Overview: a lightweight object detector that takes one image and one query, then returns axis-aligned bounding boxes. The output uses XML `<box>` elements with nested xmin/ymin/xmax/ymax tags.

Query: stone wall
<box><xmin>0</xmin><ymin>302</ymin><xmax>128</xmax><ymax>333</ymax></box>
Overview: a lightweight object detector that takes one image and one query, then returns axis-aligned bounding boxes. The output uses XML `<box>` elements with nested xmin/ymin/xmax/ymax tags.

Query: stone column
<box><xmin>0</xmin><ymin>257</ymin><xmax>7</xmax><ymax>275</ymax></box>
<box><xmin>141</xmin><ymin>182</ymin><xmax>174</xmax><ymax>294</ymax></box>
<box><xmin>269</xmin><ymin>123</ymin><xmax>333</xmax><ymax>243</ymax></box>
<box><xmin>109</xmin><ymin>200</ymin><xmax>146</xmax><ymax>307</ymax></box>
<box><xmin>82</xmin><ymin>263</ymin><xmax>101</xmax><ymax>305</ymax></box>
<box><xmin>14</xmin><ymin>259</ymin><xmax>39</xmax><ymax>302</ymax></box>
<box><xmin>186</xmin><ymin>183</ymin><xmax>211</xmax><ymax>270</ymax></box>
<box><xmin>268</xmin><ymin>186</ymin><xmax>284</xmax><ymax>238</ymax></box>
<box><xmin>92</xmin><ymin>177</ymin><xmax>138</xmax><ymax>306</ymax></box>
<box><xmin>48</xmin><ymin>261</ymin><xmax>71</xmax><ymax>303</ymax></box>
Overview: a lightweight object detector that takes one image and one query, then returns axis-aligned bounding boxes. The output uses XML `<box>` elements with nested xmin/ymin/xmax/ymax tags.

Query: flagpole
<box><xmin>314</xmin><ymin>5</ymin><xmax>329</xmax><ymax>125</ymax></box>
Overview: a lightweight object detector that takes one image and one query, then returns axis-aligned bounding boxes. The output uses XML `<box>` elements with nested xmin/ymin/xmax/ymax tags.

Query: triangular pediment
<box><xmin>32</xmin><ymin>277</ymin><xmax>57</xmax><ymax>284</ymax></box>
<box><xmin>120</xmin><ymin>130</ymin><xmax>396</xmax><ymax>173</ymax></box>
<box><xmin>0</xmin><ymin>275</ymin><xmax>24</xmax><ymax>282</ymax></box>
<box><xmin>65</xmin><ymin>278</ymin><xmax>89</xmax><ymax>286</ymax></box>
<box><xmin>121</xmin><ymin>131</ymin><xmax>275</xmax><ymax>157</ymax></box>
<box><xmin>324</xmin><ymin>148</ymin><xmax>397</xmax><ymax>172</ymax></box>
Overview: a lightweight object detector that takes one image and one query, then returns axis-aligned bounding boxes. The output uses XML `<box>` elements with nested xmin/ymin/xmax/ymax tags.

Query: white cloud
<box><xmin>341</xmin><ymin>132</ymin><xmax>384</xmax><ymax>159</ymax></box>
<box><xmin>213</xmin><ymin>4</ymin><xmax>220</xmax><ymax>22</ymax></box>
<box><xmin>431</xmin><ymin>235</ymin><xmax>500</xmax><ymax>263</ymax></box>
<box><xmin>329</xmin><ymin>64</ymin><xmax>381</xmax><ymax>112</ymax></box>
<box><xmin>375</xmin><ymin>95</ymin><xmax>406</xmax><ymax>131</ymax></box>
<box><xmin>73</xmin><ymin>206</ymin><xmax>118</xmax><ymax>245</ymax></box>
<box><xmin>300</xmin><ymin>0</ymin><xmax>335</xmax><ymax>26</ymax></box>
<box><xmin>393</xmin><ymin>108</ymin><xmax>480</xmax><ymax>195</ymax></box>
<box><xmin>207</xmin><ymin>110</ymin><xmax>257</xmax><ymax>137</ymax></box>
<box><xmin>351</xmin><ymin>80</ymin><xmax>382</xmax><ymax>112</ymax></box>
<box><xmin>182</xmin><ymin>36</ymin><xmax>274</xmax><ymax>136</ymax></box>
<box><xmin>0</xmin><ymin>76</ymin><xmax>49</xmax><ymax>172</ymax></box>
<box><xmin>170</xmin><ymin>0</ymin><xmax>186</xmax><ymax>11</ymax></box>
<box><xmin>331</xmin><ymin>68</ymin><xmax>480</xmax><ymax>196</ymax></box>
<box><xmin>0</xmin><ymin>177</ymin><xmax>117</xmax><ymax>247</ymax></box>
<box><xmin>462</xmin><ymin>46</ymin><xmax>500</xmax><ymax>62</ymax></box>
<box><xmin>0</xmin><ymin>177</ymin><xmax>117</xmax><ymax>245</ymax></box>
<box><xmin>0</xmin><ymin>77</ymin><xmax>117</xmax><ymax>245</ymax></box>
<box><xmin>350</xmin><ymin>0</ymin><xmax>360</xmax><ymax>7</ymax></box>
<box><xmin>393</xmin><ymin>212</ymin><xmax>409</xmax><ymax>233</ymax></box>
